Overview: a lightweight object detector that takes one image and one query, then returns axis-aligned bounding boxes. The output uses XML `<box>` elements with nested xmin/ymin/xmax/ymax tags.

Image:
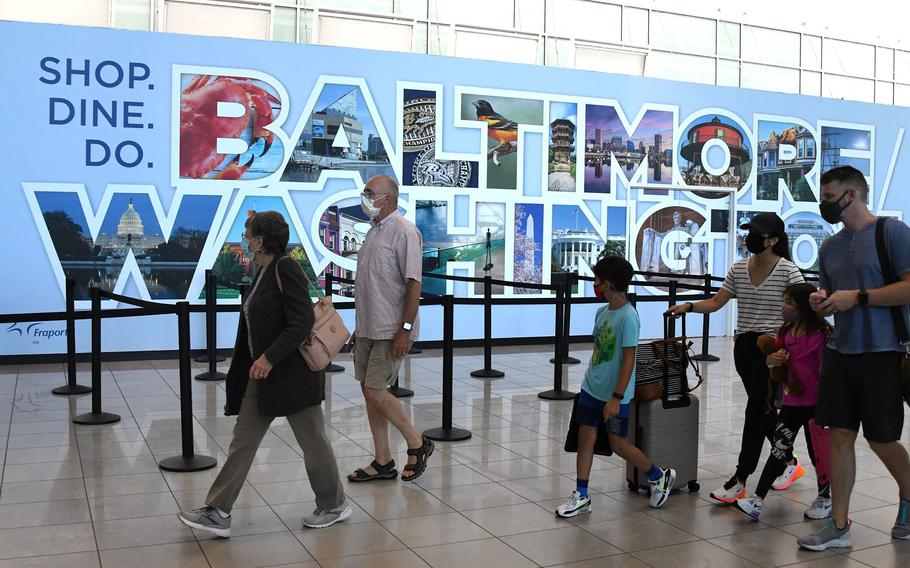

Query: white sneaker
<box><xmin>710</xmin><ymin>476</ymin><xmax>746</xmax><ymax>504</ymax></box>
<box><xmin>648</xmin><ymin>468</ymin><xmax>676</xmax><ymax>508</ymax></box>
<box><xmin>555</xmin><ymin>491</ymin><xmax>591</xmax><ymax>518</ymax></box>
<box><xmin>772</xmin><ymin>459</ymin><xmax>805</xmax><ymax>491</ymax></box>
<box><xmin>734</xmin><ymin>495</ymin><xmax>764</xmax><ymax>521</ymax></box>
<box><xmin>805</xmin><ymin>494</ymin><xmax>833</xmax><ymax>520</ymax></box>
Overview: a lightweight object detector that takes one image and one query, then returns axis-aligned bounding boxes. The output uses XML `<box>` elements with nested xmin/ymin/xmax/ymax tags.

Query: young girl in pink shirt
<box><xmin>736</xmin><ymin>282</ymin><xmax>832</xmax><ymax>521</ymax></box>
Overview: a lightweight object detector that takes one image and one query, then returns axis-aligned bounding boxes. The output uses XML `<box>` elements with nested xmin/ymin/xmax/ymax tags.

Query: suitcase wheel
<box><xmin>687</xmin><ymin>481</ymin><xmax>700</xmax><ymax>492</ymax></box>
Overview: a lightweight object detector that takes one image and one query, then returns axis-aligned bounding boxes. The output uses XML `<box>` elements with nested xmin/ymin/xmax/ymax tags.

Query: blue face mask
<box><xmin>241</xmin><ymin>235</ymin><xmax>255</xmax><ymax>262</ymax></box>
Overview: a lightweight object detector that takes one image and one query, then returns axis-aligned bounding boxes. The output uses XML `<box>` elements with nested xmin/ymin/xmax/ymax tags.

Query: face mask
<box><xmin>241</xmin><ymin>235</ymin><xmax>258</xmax><ymax>262</ymax></box>
<box><xmin>745</xmin><ymin>232</ymin><xmax>769</xmax><ymax>255</ymax></box>
<box><xmin>819</xmin><ymin>190</ymin><xmax>851</xmax><ymax>224</ymax></box>
<box><xmin>781</xmin><ymin>305</ymin><xmax>798</xmax><ymax>324</ymax></box>
<box><xmin>361</xmin><ymin>193</ymin><xmax>384</xmax><ymax>218</ymax></box>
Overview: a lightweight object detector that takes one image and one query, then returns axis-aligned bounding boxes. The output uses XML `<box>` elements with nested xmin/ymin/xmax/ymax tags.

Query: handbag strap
<box><xmin>874</xmin><ymin>217</ymin><xmax>909</xmax><ymax>344</ymax></box>
<box><xmin>274</xmin><ymin>256</ymin><xmax>323</xmax><ymax>300</ymax></box>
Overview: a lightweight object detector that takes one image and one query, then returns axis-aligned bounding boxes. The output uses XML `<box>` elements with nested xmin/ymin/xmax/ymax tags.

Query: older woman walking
<box><xmin>178</xmin><ymin>211</ymin><xmax>349</xmax><ymax>537</ymax></box>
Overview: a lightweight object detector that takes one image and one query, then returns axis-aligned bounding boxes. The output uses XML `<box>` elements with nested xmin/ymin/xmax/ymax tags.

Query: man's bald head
<box><xmin>365</xmin><ymin>175</ymin><xmax>399</xmax><ymax>202</ymax></box>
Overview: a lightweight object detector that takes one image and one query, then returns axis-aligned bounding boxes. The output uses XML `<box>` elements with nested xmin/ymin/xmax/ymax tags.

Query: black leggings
<box><xmin>733</xmin><ymin>332</ymin><xmax>778</xmax><ymax>482</ymax></box>
<box><xmin>755</xmin><ymin>405</ymin><xmax>820</xmax><ymax>498</ymax></box>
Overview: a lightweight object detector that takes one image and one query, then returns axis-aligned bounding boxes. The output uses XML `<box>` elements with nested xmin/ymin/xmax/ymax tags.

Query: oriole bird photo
<box><xmin>472</xmin><ymin>99</ymin><xmax>518</xmax><ymax>166</ymax></box>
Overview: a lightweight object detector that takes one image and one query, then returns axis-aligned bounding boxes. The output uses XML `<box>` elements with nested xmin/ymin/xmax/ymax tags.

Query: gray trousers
<box><xmin>206</xmin><ymin>380</ymin><xmax>345</xmax><ymax>513</ymax></box>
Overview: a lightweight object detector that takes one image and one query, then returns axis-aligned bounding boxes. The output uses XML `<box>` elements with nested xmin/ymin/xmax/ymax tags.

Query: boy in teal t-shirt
<box><xmin>556</xmin><ymin>256</ymin><xmax>677</xmax><ymax>518</ymax></box>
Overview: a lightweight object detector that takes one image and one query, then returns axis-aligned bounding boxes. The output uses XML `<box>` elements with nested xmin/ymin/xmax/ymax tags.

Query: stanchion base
<box><xmin>538</xmin><ymin>389</ymin><xmax>577</xmax><ymax>401</ymax></box>
<box><xmin>424</xmin><ymin>426</ymin><xmax>472</xmax><ymax>442</ymax></box>
<box><xmin>389</xmin><ymin>386</ymin><xmax>414</xmax><ymax>398</ymax></box>
<box><xmin>408</xmin><ymin>346</ymin><xmax>423</xmax><ymax>355</ymax></box>
<box><xmin>195</xmin><ymin>371</ymin><xmax>227</xmax><ymax>381</ymax></box>
<box><xmin>73</xmin><ymin>411</ymin><xmax>121</xmax><ymax>425</ymax></box>
<box><xmin>470</xmin><ymin>368</ymin><xmax>505</xmax><ymax>379</ymax></box>
<box><xmin>691</xmin><ymin>354</ymin><xmax>720</xmax><ymax>362</ymax></box>
<box><xmin>158</xmin><ymin>454</ymin><xmax>218</xmax><ymax>472</ymax></box>
<box><xmin>193</xmin><ymin>354</ymin><xmax>226</xmax><ymax>363</ymax></box>
<box><xmin>52</xmin><ymin>384</ymin><xmax>92</xmax><ymax>396</ymax></box>
<box><xmin>549</xmin><ymin>356</ymin><xmax>582</xmax><ymax>364</ymax></box>
<box><xmin>325</xmin><ymin>363</ymin><xmax>345</xmax><ymax>373</ymax></box>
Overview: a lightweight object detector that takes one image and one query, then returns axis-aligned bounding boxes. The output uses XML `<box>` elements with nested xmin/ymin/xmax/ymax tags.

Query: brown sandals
<box><xmin>402</xmin><ymin>436</ymin><xmax>435</xmax><ymax>482</ymax></box>
<box><xmin>348</xmin><ymin>459</ymin><xmax>398</xmax><ymax>482</ymax></box>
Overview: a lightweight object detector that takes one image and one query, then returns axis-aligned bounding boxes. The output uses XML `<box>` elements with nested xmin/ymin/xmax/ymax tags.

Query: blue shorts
<box><xmin>575</xmin><ymin>389</ymin><xmax>630</xmax><ymax>437</ymax></box>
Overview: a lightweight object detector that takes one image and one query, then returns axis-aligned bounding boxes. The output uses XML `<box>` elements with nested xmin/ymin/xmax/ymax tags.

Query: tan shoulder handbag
<box><xmin>275</xmin><ymin>257</ymin><xmax>351</xmax><ymax>372</ymax></box>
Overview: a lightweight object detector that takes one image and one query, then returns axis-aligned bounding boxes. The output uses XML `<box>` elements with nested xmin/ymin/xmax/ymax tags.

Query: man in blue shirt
<box><xmin>798</xmin><ymin>166</ymin><xmax>910</xmax><ymax>551</ymax></box>
<box><xmin>556</xmin><ymin>256</ymin><xmax>676</xmax><ymax>518</ymax></box>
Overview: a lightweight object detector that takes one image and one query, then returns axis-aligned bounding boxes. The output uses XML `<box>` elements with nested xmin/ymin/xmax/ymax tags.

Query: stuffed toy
<box><xmin>756</xmin><ymin>332</ymin><xmax>804</xmax><ymax>410</ymax></box>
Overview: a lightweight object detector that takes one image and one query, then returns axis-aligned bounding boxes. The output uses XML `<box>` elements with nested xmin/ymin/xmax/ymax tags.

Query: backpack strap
<box><xmin>875</xmin><ymin>217</ymin><xmax>909</xmax><ymax>344</ymax></box>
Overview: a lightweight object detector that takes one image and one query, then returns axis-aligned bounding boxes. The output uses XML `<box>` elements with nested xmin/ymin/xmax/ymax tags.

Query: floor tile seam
<box><xmin>285</xmin><ymin>510</ymin><xmax>409</xmax><ymax>562</ymax></box>
<box><xmin>625</xmin><ymin>530</ymin><xmax>767</xmax><ymax>566</ymax></box>
<box><xmin>459</xmin><ymin>459</ymin><xmax>565</xmax><ymax>484</ymax></box>
<box><xmin>68</xmin><ymin>396</ymin><xmax>105</xmax><ymax>568</ymax></box>
<box><xmin>640</xmin><ymin>506</ymin><xmax>766</xmax><ymax>540</ymax></box>
<box><xmin>115</xmin><ymin>360</ymin><xmax>215</xmax><ymax>564</ymax></box>
<box><xmin>409</xmin><ymin>534</ymin><xmax>546</xmax><ymax>568</ymax></box>
<box><xmin>0</xmin><ymin>367</ymin><xmax>18</xmax><ymax>490</ymax></box>
<box><xmin>573</xmin><ymin>511</ymin><xmax>703</xmax><ymax>554</ymax></box>
<box><xmin>840</xmin><ymin>543</ymin><xmax>907</xmax><ymax>566</ymax></box>
<box><xmin>703</xmin><ymin>525</ymin><xmax>814</xmax><ymax>566</ymax></box>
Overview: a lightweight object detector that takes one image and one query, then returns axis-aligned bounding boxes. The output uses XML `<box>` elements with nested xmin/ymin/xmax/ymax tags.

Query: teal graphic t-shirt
<box><xmin>581</xmin><ymin>303</ymin><xmax>640</xmax><ymax>402</ymax></box>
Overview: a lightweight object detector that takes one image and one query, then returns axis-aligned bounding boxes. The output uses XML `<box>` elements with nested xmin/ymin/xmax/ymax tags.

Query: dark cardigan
<box><xmin>224</xmin><ymin>255</ymin><xmax>325</xmax><ymax>417</ymax></box>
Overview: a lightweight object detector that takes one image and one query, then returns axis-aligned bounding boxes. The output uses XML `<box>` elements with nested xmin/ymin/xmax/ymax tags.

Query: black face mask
<box><xmin>745</xmin><ymin>232</ymin><xmax>769</xmax><ymax>255</ymax></box>
<box><xmin>819</xmin><ymin>190</ymin><xmax>851</xmax><ymax>224</ymax></box>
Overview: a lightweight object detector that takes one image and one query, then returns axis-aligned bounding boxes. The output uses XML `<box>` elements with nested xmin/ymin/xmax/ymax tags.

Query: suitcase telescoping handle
<box><xmin>663</xmin><ymin>311</ymin><xmax>686</xmax><ymax>339</ymax></box>
<box><xmin>661</xmin><ymin>312</ymin><xmax>693</xmax><ymax>410</ymax></box>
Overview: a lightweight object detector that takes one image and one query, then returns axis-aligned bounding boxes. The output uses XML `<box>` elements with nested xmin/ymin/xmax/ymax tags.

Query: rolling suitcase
<box><xmin>626</xmin><ymin>313</ymin><xmax>702</xmax><ymax>493</ymax></box>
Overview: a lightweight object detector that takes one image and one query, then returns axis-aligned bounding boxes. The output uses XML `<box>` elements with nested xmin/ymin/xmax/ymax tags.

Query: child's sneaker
<box><xmin>555</xmin><ymin>491</ymin><xmax>591</xmax><ymax>518</ymax></box>
<box><xmin>804</xmin><ymin>494</ymin><xmax>833</xmax><ymax>520</ymax></box>
<box><xmin>893</xmin><ymin>498</ymin><xmax>910</xmax><ymax>540</ymax></box>
<box><xmin>772</xmin><ymin>458</ymin><xmax>805</xmax><ymax>490</ymax></box>
<box><xmin>648</xmin><ymin>467</ymin><xmax>676</xmax><ymax>508</ymax></box>
<box><xmin>710</xmin><ymin>475</ymin><xmax>746</xmax><ymax>504</ymax></box>
<box><xmin>798</xmin><ymin>518</ymin><xmax>853</xmax><ymax>551</ymax></box>
<box><xmin>734</xmin><ymin>495</ymin><xmax>764</xmax><ymax>520</ymax></box>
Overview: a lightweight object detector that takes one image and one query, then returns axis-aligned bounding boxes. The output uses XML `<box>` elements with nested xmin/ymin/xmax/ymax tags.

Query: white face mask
<box><xmin>360</xmin><ymin>193</ymin><xmax>384</xmax><ymax>218</ymax></box>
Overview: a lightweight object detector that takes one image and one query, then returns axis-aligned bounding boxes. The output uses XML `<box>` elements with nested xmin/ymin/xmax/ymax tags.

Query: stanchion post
<box><xmin>160</xmin><ymin>302</ymin><xmax>217</xmax><ymax>472</ymax></box>
<box><xmin>552</xmin><ymin>272</ymin><xmax>581</xmax><ymax>365</ymax></box>
<box><xmin>540</xmin><ymin>280</ymin><xmax>575</xmax><ymax>400</ymax></box>
<box><xmin>470</xmin><ymin>274</ymin><xmax>504</xmax><ymax>379</ymax></box>
<box><xmin>194</xmin><ymin>269</ymin><xmax>225</xmax><ymax>364</ymax></box>
<box><xmin>667</xmin><ymin>279</ymin><xmax>678</xmax><ymax>338</ymax></box>
<box><xmin>691</xmin><ymin>273</ymin><xmax>720</xmax><ymax>362</ymax></box>
<box><xmin>73</xmin><ymin>287</ymin><xmax>120</xmax><ymax>425</ymax></box>
<box><xmin>196</xmin><ymin>271</ymin><xmax>226</xmax><ymax>381</ymax></box>
<box><xmin>53</xmin><ymin>278</ymin><xmax>91</xmax><ymax>396</ymax></box>
<box><xmin>425</xmin><ymin>294</ymin><xmax>471</xmax><ymax>441</ymax></box>
<box><xmin>323</xmin><ymin>270</ymin><xmax>345</xmax><ymax>373</ymax></box>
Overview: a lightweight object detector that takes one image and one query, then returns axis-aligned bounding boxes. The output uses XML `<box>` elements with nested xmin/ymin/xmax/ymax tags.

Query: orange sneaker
<box><xmin>772</xmin><ymin>460</ymin><xmax>805</xmax><ymax>491</ymax></box>
<box><xmin>710</xmin><ymin>476</ymin><xmax>747</xmax><ymax>504</ymax></box>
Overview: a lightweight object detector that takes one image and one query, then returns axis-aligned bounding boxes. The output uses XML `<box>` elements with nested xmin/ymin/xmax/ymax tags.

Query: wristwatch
<box><xmin>401</xmin><ymin>322</ymin><xmax>413</xmax><ymax>332</ymax></box>
<box><xmin>858</xmin><ymin>290</ymin><xmax>869</xmax><ymax>306</ymax></box>
<box><xmin>612</xmin><ymin>392</ymin><xmax>624</xmax><ymax>401</ymax></box>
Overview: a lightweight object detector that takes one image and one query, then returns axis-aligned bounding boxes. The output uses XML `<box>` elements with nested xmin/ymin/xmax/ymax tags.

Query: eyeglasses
<box><xmin>361</xmin><ymin>190</ymin><xmax>389</xmax><ymax>200</ymax></box>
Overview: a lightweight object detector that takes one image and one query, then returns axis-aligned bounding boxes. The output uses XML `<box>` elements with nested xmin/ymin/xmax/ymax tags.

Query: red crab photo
<box><xmin>179</xmin><ymin>74</ymin><xmax>284</xmax><ymax>180</ymax></box>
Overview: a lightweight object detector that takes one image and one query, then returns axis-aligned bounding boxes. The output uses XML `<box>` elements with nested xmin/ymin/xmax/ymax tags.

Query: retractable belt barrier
<box><xmin>1</xmin><ymin>266</ymin><xmax>818</xmax><ymax>453</ymax></box>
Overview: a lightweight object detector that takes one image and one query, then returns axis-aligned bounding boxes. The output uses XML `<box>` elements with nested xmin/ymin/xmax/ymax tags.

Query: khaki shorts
<box><xmin>353</xmin><ymin>337</ymin><xmax>409</xmax><ymax>390</ymax></box>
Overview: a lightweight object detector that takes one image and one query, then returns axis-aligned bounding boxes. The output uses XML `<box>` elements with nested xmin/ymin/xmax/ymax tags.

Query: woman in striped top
<box><xmin>667</xmin><ymin>212</ymin><xmax>804</xmax><ymax>504</ymax></box>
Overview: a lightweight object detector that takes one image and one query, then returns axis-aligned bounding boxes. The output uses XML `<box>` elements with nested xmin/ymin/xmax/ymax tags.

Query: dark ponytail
<box><xmin>772</xmin><ymin>231</ymin><xmax>791</xmax><ymax>261</ymax></box>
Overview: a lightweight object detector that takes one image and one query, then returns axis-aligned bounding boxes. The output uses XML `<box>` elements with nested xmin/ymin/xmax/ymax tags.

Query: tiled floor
<box><xmin>1</xmin><ymin>339</ymin><xmax>909</xmax><ymax>567</ymax></box>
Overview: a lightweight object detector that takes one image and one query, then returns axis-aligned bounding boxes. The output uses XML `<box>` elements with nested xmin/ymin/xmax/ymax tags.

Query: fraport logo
<box><xmin>6</xmin><ymin>323</ymin><xmax>66</xmax><ymax>344</ymax></box>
